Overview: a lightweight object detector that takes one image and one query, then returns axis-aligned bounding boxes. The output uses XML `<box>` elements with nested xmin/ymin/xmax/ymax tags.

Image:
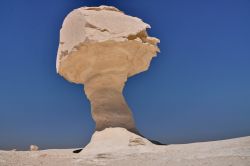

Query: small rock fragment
<box><xmin>30</xmin><ymin>145</ymin><xmax>39</xmax><ymax>151</ymax></box>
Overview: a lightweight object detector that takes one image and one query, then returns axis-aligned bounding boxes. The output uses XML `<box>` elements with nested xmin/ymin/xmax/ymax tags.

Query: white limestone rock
<box><xmin>30</xmin><ymin>145</ymin><xmax>39</xmax><ymax>151</ymax></box>
<box><xmin>80</xmin><ymin>128</ymin><xmax>158</xmax><ymax>156</ymax></box>
<box><xmin>56</xmin><ymin>6</ymin><xmax>160</xmax><ymax>133</ymax></box>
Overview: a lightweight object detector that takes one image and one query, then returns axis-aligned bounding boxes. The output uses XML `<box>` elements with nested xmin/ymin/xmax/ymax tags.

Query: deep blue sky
<box><xmin>0</xmin><ymin>0</ymin><xmax>249</xmax><ymax>150</ymax></box>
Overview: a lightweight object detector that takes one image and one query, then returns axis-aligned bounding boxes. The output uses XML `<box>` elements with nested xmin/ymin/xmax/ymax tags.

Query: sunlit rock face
<box><xmin>80</xmin><ymin>128</ymin><xmax>156</xmax><ymax>155</ymax></box>
<box><xmin>56</xmin><ymin>6</ymin><xmax>160</xmax><ymax>133</ymax></box>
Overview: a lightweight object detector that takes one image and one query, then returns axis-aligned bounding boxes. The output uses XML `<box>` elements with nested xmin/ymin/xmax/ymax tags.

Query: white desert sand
<box><xmin>0</xmin><ymin>128</ymin><xmax>250</xmax><ymax>166</ymax></box>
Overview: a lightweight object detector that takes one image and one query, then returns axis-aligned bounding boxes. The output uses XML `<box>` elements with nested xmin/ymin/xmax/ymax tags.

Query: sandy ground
<box><xmin>1</xmin><ymin>128</ymin><xmax>250</xmax><ymax>166</ymax></box>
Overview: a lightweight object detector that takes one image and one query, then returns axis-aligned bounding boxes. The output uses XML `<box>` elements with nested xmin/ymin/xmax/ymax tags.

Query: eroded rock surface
<box><xmin>80</xmin><ymin>128</ymin><xmax>156</xmax><ymax>156</ymax></box>
<box><xmin>56</xmin><ymin>6</ymin><xmax>160</xmax><ymax>133</ymax></box>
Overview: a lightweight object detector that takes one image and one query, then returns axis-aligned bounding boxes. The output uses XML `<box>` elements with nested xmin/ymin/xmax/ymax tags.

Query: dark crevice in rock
<box><xmin>85</xmin><ymin>22</ymin><xmax>111</xmax><ymax>34</ymax></box>
<box><xmin>73</xmin><ymin>149</ymin><xmax>83</xmax><ymax>153</ymax></box>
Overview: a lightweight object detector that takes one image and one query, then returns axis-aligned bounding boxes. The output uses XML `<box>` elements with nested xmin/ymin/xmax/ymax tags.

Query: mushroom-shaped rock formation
<box><xmin>56</xmin><ymin>6</ymin><xmax>160</xmax><ymax>134</ymax></box>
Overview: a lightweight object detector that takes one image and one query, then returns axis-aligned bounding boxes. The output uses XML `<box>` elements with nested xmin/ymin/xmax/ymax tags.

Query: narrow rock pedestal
<box><xmin>84</xmin><ymin>74</ymin><xmax>137</xmax><ymax>133</ymax></box>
